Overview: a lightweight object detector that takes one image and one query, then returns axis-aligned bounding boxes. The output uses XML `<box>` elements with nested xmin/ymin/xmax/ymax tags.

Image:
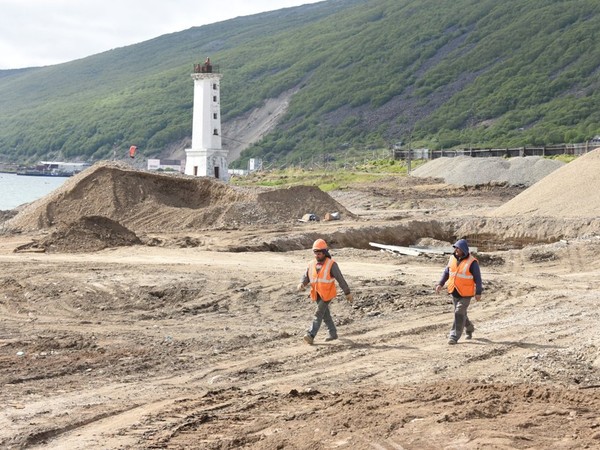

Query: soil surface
<box><xmin>2</xmin><ymin>164</ymin><xmax>600</xmax><ymax>449</ymax></box>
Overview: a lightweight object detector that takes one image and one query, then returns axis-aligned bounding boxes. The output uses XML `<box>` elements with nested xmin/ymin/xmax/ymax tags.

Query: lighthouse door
<box><xmin>214</xmin><ymin>167</ymin><xmax>220</xmax><ymax>179</ymax></box>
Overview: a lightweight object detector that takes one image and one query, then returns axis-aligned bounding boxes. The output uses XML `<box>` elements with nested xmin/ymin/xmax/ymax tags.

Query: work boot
<box><xmin>466</xmin><ymin>327</ymin><xmax>475</xmax><ymax>340</ymax></box>
<box><xmin>448</xmin><ymin>338</ymin><xmax>457</xmax><ymax>345</ymax></box>
<box><xmin>325</xmin><ymin>335</ymin><xmax>338</xmax><ymax>342</ymax></box>
<box><xmin>303</xmin><ymin>334</ymin><xmax>314</xmax><ymax>345</ymax></box>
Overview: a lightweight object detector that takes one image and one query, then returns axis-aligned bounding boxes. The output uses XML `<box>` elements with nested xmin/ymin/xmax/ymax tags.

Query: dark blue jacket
<box><xmin>438</xmin><ymin>239</ymin><xmax>483</xmax><ymax>296</ymax></box>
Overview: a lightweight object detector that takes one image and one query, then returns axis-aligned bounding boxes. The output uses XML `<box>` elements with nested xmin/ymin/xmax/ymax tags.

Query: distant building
<box><xmin>147</xmin><ymin>159</ymin><xmax>182</xmax><ymax>172</ymax></box>
<box><xmin>248</xmin><ymin>158</ymin><xmax>262</xmax><ymax>172</ymax></box>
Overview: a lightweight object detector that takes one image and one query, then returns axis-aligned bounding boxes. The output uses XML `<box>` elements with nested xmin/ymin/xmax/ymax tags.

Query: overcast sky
<box><xmin>0</xmin><ymin>0</ymin><xmax>323</xmax><ymax>70</ymax></box>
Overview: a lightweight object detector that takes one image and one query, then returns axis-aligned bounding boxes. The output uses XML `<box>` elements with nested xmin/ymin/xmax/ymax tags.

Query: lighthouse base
<box><xmin>184</xmin><ymin>148</ymin><xmax>229</xmax><ymax>181</ymax></box>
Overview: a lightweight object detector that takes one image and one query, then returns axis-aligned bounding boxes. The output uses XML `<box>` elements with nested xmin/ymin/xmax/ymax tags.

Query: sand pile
<box><xmin>14</xmin><ymin>216</ymin><xmax>141</xmax><ymax>253</ymax></box>
<box><xmin>492</xmin><ymin>148</ymin><xmax>600</xmax><ymax>218</ymax></box>
<box><xmin>411</xmin><ymin>156</ymin><xmax>564</xmax><ymax>186</ymax></box>
<box><xmin>3</xmin><ymin>162</ymin><xmax>351</xmax><ymax>233</ymax></box>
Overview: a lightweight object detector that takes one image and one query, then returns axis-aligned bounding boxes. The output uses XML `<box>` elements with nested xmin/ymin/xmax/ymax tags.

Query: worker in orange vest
<box><xmin>435</xmin><ymin>239</ymin><xmax>483</xmax><ymax>345</ymax></box>
<box><xmin>298</xmin><ymin>238</ymin><xmax>353</xmax><ymax>344</ymax></box>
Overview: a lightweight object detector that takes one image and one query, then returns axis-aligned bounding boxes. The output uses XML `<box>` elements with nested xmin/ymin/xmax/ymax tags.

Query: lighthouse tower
<box><xmin>184</xmin><ymin>58</ymin><xmax>228</xmax><ymax>181</ymax></box>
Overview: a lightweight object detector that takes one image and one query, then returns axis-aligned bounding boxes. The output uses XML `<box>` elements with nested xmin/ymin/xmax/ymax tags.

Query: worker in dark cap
<box><xmin>435</xmin><ymin>239</ymin><xmax>483</xmax><ymax>345</ymax></box>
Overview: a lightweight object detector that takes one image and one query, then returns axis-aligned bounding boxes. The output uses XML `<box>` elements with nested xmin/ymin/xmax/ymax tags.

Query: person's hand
<box><xmin>435</xmin><ymin>284</ymin><xmax>443</xmax><ymax>294</ymax></box>
<box><xmin>297</xmin><ymin>283</ymin><xmax>306</xmax><ymax>292</ymax></box>
<box><xmin>345</xmin><ymin>293</ymin><xmax>353</xmax><ymax>303</ymax></box>
<box><xmin>475</xmin><ymin>295</ymin><xmax>481</xmax><ymax>302</ymax></box>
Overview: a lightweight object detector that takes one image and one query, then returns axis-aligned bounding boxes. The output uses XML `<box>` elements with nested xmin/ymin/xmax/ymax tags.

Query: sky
<box><xmin>0</xmin><ymin>0</ymin><xmax>323</xmax><ymax>70</ymax></box>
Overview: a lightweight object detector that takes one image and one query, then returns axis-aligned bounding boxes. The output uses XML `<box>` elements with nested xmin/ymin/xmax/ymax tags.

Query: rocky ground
<box><xmin>1</xmin><ymin>167</ymin><xmax>600</xmax><ymax>449</ymax></box>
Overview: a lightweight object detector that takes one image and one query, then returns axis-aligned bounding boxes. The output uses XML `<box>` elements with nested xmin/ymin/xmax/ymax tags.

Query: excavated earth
<box><xmin>1</xmin><ymin>158</ymin><xmax>600</xmax><ymax>449</ymax></box>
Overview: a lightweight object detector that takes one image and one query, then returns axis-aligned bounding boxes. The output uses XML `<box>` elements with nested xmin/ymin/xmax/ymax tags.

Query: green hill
<box><xmin>1</xmin><ymin>0</ymin><xmax>599</xmax><ymax>166</ymax></box>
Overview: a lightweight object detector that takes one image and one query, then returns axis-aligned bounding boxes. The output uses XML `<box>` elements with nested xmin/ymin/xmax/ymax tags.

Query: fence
<box><xmin>393</xmin><ymin>141</ymin><xmax>599</xmax><ymax>160</ymax></box>
<box><xmin>249</xmin><ymin>141</ymin><xmax>599</xmax><ymax>173</ymax></box>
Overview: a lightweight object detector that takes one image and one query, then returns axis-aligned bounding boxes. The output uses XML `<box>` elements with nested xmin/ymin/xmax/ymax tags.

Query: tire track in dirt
<box><xmin>3</xmin><ymin>235</ymin><xmax>600</xmax><ymax>448</ymax></box>
<box><xmin>6</xmin><ymin>271</ymin><xmax>573</xmax><ymax>447</ymax></box>
<box><xmin>0</xmin><ymin>310</ymin><xmax>472</xmax><ymax>448</ymax></box>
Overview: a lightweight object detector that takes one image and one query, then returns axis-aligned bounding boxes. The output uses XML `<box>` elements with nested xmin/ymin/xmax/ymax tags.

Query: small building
<box><xmin>147</xmin><ymin>159</ymin><xmax>182</xmax><ymax>172</ymax></box>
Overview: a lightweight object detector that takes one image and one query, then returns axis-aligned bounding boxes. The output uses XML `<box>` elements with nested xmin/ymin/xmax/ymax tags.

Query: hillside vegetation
<box><xmin>0</xmin><ymin>0</ymin><xmax>599</xmax><ymax>166</ymax></box>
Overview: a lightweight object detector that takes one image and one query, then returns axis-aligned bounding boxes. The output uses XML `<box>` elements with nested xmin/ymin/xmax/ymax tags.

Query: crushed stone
<box><xmin>411</xmin><ymin>155</ymin><xmax>564</xmax><ymax>186</ymax></box>
<box><xmin>492</xmin><ymin>147</ymin><xmax>600</xmax><ymax>218</ymax></box>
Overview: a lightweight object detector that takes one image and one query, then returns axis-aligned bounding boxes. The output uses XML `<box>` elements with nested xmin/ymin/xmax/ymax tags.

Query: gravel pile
<box><xmin>411</xmin><ymin>156</ymin><xmax>564</xmax><ymax>186</ymax></box>
<box><xmin>493</xmin><ymin>147</ymin><xmax>600</xmax><ymax>218</ymax></box>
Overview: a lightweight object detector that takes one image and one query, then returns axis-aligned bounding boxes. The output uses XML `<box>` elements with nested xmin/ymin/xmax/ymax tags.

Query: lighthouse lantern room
<box><xmin>184</xmin><ymin>58</ymin><xmax>228</xmax><ymax>181</ymax></box>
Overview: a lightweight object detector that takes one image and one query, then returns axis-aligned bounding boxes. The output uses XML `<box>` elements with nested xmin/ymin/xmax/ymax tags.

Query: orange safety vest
<box><xmin>308</xmin><ymin>258</ymin><xmax>337</xmax><ymax>302</ymax></box>
<box><xmin>447</xmin><ymin>254</ymin><xmax>477</xmax><ymax>297</ymax></box>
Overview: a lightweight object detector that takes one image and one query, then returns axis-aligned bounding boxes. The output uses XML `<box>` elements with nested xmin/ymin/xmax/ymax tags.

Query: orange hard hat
<box><xmin>312</xmin><ymin>238</ymin><xmax>328</xmax><ymax>250</ymax></box>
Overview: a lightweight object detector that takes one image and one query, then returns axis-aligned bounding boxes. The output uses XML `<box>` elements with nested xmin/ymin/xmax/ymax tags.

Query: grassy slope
<box><xmin>0</xmin><ymin>0</ymin><xmax>599</xmax><ymax>165</ymax></box>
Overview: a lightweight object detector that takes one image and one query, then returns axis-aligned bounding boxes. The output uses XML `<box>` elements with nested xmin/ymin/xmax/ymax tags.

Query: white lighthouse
<box><xmin>184</xmin><ymin>58</ymin><xmax>228</xmax><ymax>181</ymax></box>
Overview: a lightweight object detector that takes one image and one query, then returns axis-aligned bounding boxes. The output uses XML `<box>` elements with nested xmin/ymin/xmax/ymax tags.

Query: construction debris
<box><xmin>369</xmin><ymin>242</ymin><xmax>422</xmax><ymax>256</ymax></box>
<box><xmin>370</xmin><ymin>242</ymin><xmax>477</xmax><ymax>256</ymax></box>
<box><xmin>298</xmin><ymin>213</ymin><xmax>319</xmax><ymax>222</ymax></box>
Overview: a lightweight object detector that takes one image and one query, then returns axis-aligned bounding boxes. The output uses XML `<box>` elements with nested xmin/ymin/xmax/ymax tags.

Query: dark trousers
<box><xmin>450</xmin><ymin>295</ymin><xmax>474</xmax><ymax>341</ymax></box>
<box><xmin>308</xmin><ymin>298</ymin><xmax>337</xmax><ymax>338</ymax></box>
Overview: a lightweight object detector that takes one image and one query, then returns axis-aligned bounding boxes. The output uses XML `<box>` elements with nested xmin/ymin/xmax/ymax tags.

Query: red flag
<box><xmin>129</xmin><ymin>145</ymin><xmax>137</xmax><ymax>158</ymax></box>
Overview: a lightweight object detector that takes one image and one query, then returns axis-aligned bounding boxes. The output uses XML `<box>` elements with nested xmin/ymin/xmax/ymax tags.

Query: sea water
<box><xmin>0</xmin><ymin>173</ymin><xmax>68</xmax><ymax>210</ymax></box>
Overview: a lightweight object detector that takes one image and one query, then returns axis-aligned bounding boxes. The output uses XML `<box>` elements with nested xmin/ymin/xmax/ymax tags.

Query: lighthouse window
<box><xmin>213</xmin><ymin>113</ymin><xmax>218</xmax><ymax>119</ymax></box>
<box><xmin>213</xmin><ymin>129</ymin><xmax>219</xmax><ymax>135</ymax></box>
<box><xmin>213</xmin><ymin>83</ymin><xmax>217</xmax><ymax>90</ymax></box>
<box><xmin>213</xmin><ymin>95</ymin><xmax>217</xmax><ymax>102</ymax></box>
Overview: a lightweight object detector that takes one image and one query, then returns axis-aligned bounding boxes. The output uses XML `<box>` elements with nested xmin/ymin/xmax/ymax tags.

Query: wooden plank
<box><xmin>408</xmin><ymin>245</ymin><xmax>478</xmax><ymax>254</ymax></box>
<box><xmin>369</xmin><ymin>242</ymin><xmax>421</xmax><ymax>256</ymax></box>
<box><xmin>409</xmin><ymin>246</ymin><xmax>449</xmax><ymax>255</ymax></box>
<box><xmin>371</xmin><ymin>243</ymin><xmax>478</xmax><ymax>255</ymax></box>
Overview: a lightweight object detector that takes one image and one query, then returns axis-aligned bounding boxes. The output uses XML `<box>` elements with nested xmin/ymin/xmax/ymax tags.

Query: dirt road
<box><xmin>2</xmin><ymin>178</ymin><xmax>600</xmax><ymax>449</ymax></box>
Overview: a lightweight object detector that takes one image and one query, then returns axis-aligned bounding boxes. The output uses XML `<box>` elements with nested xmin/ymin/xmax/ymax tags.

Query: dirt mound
<box><xmin>3</xmin><ymin>162</ymin><xmax>352</xmax><ymax>233</ymax></box>
<box><xmin>14</xmin><ymin>216</ymin><xmax>141</xmax><ymax>253</ymax></box>
<box><xmin>493</xmin><ymin>147</ymin><xmax>600</xmax><ymax>218</ymax></box>
<box><xmin>411</xmin><ymin>155</ymin><xmax>564</xmax><ymax>186</ymax></box>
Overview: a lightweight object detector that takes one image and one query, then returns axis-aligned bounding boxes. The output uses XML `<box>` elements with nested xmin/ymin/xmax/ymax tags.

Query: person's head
<box><xmin>312</xmin><ymin>238</ymin><xmax>329</xmax><ymax>261</ymax></box>
<box><xmin>452</xmin><ymin>239</ymin><xmax>470</xmax><ymax>258</ymax></box>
